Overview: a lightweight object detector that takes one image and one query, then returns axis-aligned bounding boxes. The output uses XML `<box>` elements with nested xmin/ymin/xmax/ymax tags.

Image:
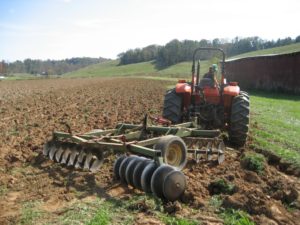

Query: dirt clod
<box><xmin>164</xmin><ymin>201</ymin><xmax>182</xmax><ymax>214</ymax></box>
<box><xmin>243</xmin><ymin>170</ymin><xmax>262</xmax><ymax>183</ymax></box>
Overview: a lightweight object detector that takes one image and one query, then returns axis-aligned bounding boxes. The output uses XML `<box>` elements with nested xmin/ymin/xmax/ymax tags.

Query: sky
<box><xmin>0</xmin><ymin>0</ymin><xmax>299</xmax><ymax>61</ymax></box>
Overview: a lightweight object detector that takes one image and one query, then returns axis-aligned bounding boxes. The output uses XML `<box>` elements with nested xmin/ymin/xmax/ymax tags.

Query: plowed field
<box><xmin>0</xmin><ymin>78</ymin><xmax>299</xmax><ymax>225</ymax></box>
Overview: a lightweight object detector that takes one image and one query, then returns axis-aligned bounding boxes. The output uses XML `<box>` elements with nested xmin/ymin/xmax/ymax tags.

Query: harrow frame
<box><xmin>54</xmin><ymin>122</ymin><xmax>220</xmax><ymax>158</ymax></box>
<box><xmin>45</xmin><ymin>116</ymin><xmax>225</xmax><ymax>171</ymax></box>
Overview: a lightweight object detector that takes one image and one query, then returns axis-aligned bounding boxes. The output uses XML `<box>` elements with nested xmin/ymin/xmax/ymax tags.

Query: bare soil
<box><xmin>0</xmin><ymin>77</ymin><xmax>299</xmax><ymax>225</ymax></box>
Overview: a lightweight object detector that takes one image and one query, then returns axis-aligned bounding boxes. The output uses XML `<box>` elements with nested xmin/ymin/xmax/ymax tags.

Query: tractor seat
<box><xmin>198</xmin><ymin>78</ymin><xmax>214</xmax><ymax>88</ymax></box>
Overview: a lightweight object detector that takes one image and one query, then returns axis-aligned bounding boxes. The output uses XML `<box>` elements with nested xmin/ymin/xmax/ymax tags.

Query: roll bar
<box><xmin>191</xmin><ymin>47</ymin><xmax>226</xmax><ymax>94</ymax></box>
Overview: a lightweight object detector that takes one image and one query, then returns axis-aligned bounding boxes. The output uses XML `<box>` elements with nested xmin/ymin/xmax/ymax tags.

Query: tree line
<box><xmin>118</xmin><ymin>36</ymin><xmax>300</xmax><ymax>67</ymax></box>
<box><xmin>117</xmin><ymin>45</ymin><xmax>159</xmax><ymax>65</ymax></box>
<box><xmin>2</xmin><ymin>57</ymin><xmax>108</xmax><ymax>75</ymax></box>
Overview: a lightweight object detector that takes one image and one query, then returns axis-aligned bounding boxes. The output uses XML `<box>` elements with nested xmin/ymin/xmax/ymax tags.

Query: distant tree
<box><xmin>118</xmin><ymin>45</ymin><xmax>160</xmax><ymax>65</ymax></box>
<box><xmin>275</xmin><ymin>37</ymin><xmax>293</xmax><ymax>47</ymax></box>
<box><xmin>6</xmin><ymin>57</ymin><xmax>108</xmax><ymax>75</ymax></box>
<box><xmin>119</xmin><ymin>35</ymin><xmax>299</xmax><ymax>68</ymax></box>
<box><xmin>0</xmin><ymin>60</ymin><xmax>7</xmax><ymax>74</ymax></box>
<box><xmin>212</xmin><ymin>38</ymin><xmax>221</xmax><ymax>47</ymax></box>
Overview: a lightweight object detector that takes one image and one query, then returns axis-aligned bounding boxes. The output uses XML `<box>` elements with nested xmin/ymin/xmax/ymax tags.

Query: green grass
<box><xmin>1</xmin><ymin>73</ymin><xmax>61</xmax><ymax>80</ymax></box>
<box><xmin>56</xmin><ymin>199</ymin><xmax>124</xmax><ymax>225</ymax></box>
<box><xmin>4</xmin><ymin>73</ymin><xmax>38</xmax><ymax>80</ymax></box>
<box><xmin>241</xmin><ymin>153</ymin><xmax>265</xmax><ymax>174</ymax></box>
<box><xmin>160</xmin><ymin>215</ymin><xmax>199</xmax><ymax>225</ymax></box>
<box><xmin>229</xmin><ymin>43</ymin><xmax>300</xmax><ymax>60</ymax></box>
<box><xmin>220</xmin><ymin>209</ymin><xmax>254</xmax><ymax>225</ymax></box>
<box><xmin>65</xmin><ymin>60</ymin><xmax>156</xmax><ymax>77</ymax></box>
<box><xmin>86</xmin><ymin>204</ymin><xmax>111</xmax><ymax>225</ymax></box>
<box><xmin>60</xmin><ymin>201</ymin><xmax>106</xmax><ymax>225</ymax></box>
<box><xmin>208</xmin><ymin>197</ymin><xmax>254</xmax><ymax>224</ymax></box>
<box><xmin>0</xmin><ymin>185</ymin><xmax>8</xmax><ymax>196</ymax></box>
<box><xmin>65</xmin><ymin>59</ymin><xmax>212</xmax><ymax>79</ymax></box>
<box><xmin>250</xmin><ymin>91</ymin><xmax>300</xmax><ymax>167</ymax></box>
<box><xmin>94</xmin><ymin>195</ymin><xmax>200</xmax><ymax>225</ymax></box>
<box><xmin>19</xmin><ymin>201</ymin><xmax>43</xmax><ymax>225</ymax></box>
<box><xmin>209</xmin><ymin>195</ymin><xmax>223</xmax><ymax>209</ymax></box>
<box><xmin>209</xmin><ymin>179</ymin><xmax>236</xmax><ymax>195</ymax></box>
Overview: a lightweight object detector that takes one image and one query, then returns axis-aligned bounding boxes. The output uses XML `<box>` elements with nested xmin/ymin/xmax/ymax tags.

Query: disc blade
<box><xmin>43</xmin><ymin>142</ymin><xmax>52</xmax><ymax>156</ymax></box>
<box><xmin>194</xmin><ymin>150</ymin><xmax>201</xmax><ymax>163</ymax></box>
<box><xmin>133</xmin><ymin>159</ymin><xmax>151</xmax><ymax>190</ymax></box>
<box><xmin>75</xmin><ymin>151</ymin><xmax>86</xmax><ymax>169</ymax></box>
<box><xmin>141</xmin><ymin>161</ymin><xmax>157</xmax><ymax>193</ymax></box>
<box><xmin>67</xmin><ymin>150</ymin><xmax>79</xmax><ymax>166</ymax></box>
<box><xmin>113</xmin><ymin>155</ymin><xmax>127</xmax><ymax>179</ymax></box>
<box><xmin>217</xmin><ymin>141</ymin><xmax>225</xmax><ymax>164</ymax></box>
<box><xmin>125</xmin><ymin>157</ymin><xmax>143</xmax><ymax>187</ymax></box>
<box><xmin>119</xmin><ymin>156</ymin><xmax>136</xmax><ymax>183</ymax></box>
<box><xmin>163</xmin><ymin>170</ymin><xmax>186</xmax><ymax>201</ymax></box>
<box><xmin>151</xmin><ymin>165</ymin><xmax>175</xmax><ymax>199</ymax></box>
<box><xmin>207</xmin><ymin>152</ymin><xmax>213</xmax><ymax>161</ymax></box>
<box><xmin>218</xmin><ymin>141</ymin><xmax>226</xmax><ymax>152</ymax></box>
<box><xmin>206</xmin><ymin>142</ymin><xmax>213</xmax><ymax>161</ymax></box>
<box><xmin>218</xmin><ymin>151</ymin><xmax>225</xmax><ymax>164</ymax></box>
<box><xmin>83</xmin><ymin>153</ymin><xmax>93</xmax><ymax>170</ymax></box>
<box><xmin>89</xmin><ymin>158</ymin><xmax>104</xmax><ymax>173</ymax></box>
<box><xmin>61</xmin><ymin>148</ymin><xmax>72</xmax><ymax>164</ymax></box>
<box><xmin>49</xmin><ymin>145</ymin><xmax>59</xmax><ymax>160</ymax></box>
<box><xmin>55</xmin><ymin>147</ymin><xmax>64</xmax><ymax>162</ymax></box>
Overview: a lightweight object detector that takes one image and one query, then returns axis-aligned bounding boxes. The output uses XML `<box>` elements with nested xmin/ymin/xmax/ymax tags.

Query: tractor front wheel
<box><xmin>229</xmin><ymin>94</ymin><xmax>250</xmax><ymax>147</ymax></box>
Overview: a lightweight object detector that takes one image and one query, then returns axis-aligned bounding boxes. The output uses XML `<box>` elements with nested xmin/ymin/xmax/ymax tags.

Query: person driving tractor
<box><xmin>203</xmin><ymin>64</ymin><xmax>219</xmax><ymax>87</ymax></box>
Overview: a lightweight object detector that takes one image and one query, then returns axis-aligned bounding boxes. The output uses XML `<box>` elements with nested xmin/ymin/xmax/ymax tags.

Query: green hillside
<box><xmin>65</xmin><ymin>59</ymin><xmax>218</xmax><ymax>79</ymax></box>
<box><xmin>65</xmin><ymin>60</ymin><xmax>155</xmax><ymax>77</ymax></box>
<box><xmin>65</xmin><ymin>43</ymin><xmax>300</xmax><ymax>78</ymax></box>
<box><xmin>229</xmin><ymin>42</ymin><xmax>300</xmax><ymax>60</ymax></box>
<box><xmin>65</xmin><ymin>60</ymin><xmax>209</xmax><ymax>79</ymax></box>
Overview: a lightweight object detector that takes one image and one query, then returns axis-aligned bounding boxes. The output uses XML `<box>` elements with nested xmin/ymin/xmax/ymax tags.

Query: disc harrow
<box><xmin>113</xmin><ymin>155</ymin><xmax>186</xmax><ymax>201</ymax></box>
<box><xmin>43</xmin><ymin>115</ymin><xmax>226</xmax><ymax>201</ymax></box>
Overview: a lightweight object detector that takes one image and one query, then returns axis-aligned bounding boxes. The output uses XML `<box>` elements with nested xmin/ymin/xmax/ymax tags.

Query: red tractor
<box><xmin>162</xmin><ymin>47</ymin><xmax>250</xmax><ymax>147</ymax></box>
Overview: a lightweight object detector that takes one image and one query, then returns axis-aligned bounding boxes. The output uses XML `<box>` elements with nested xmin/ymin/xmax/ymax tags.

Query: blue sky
<box><xmin>0</xmin><ymin>0</ymin><xmax>299</xmax><ymax>61</ymax></box>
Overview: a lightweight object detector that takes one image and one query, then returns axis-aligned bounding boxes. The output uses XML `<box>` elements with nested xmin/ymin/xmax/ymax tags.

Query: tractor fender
<box><xmin>223</xmin><ymin>85</ymin><xmax>240</xmax><ymax>96</ymax></box>
<box><xmin>223</xmin><ymin>85</ymin><xmax>240</xmax><ymax>112</ymax></box>
<box><xmin>175</xmin><ymin>83</ymin><xmax>191</xmax><ymax>93</ymax></box>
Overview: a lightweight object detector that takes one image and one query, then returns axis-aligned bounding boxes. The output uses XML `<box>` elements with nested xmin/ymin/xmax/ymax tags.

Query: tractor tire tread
<box><xmin>162</xmin><ymin>89</ymin><xmax>183</xmax><ymax>124</ymax></box>
<box><xmin>229</xmin><ymin>94</ymin><xmax>250</xmax><ymax>147</ymax></box>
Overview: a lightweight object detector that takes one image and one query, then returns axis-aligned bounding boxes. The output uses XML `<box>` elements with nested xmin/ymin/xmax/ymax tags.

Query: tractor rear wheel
<box><xmin>239</xmin><ymin>91</ymin><xmax>249</xmax><ymax>99</ymax></box>
<box><xmin>162</xmin><ymin>89</ymin><xmax>183</xmax><ymax>124</ymax></box>
<box><xmin>229</xmin><ymin>94</ymin><xmax>250</xmax><ymax>147</ymax></box>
